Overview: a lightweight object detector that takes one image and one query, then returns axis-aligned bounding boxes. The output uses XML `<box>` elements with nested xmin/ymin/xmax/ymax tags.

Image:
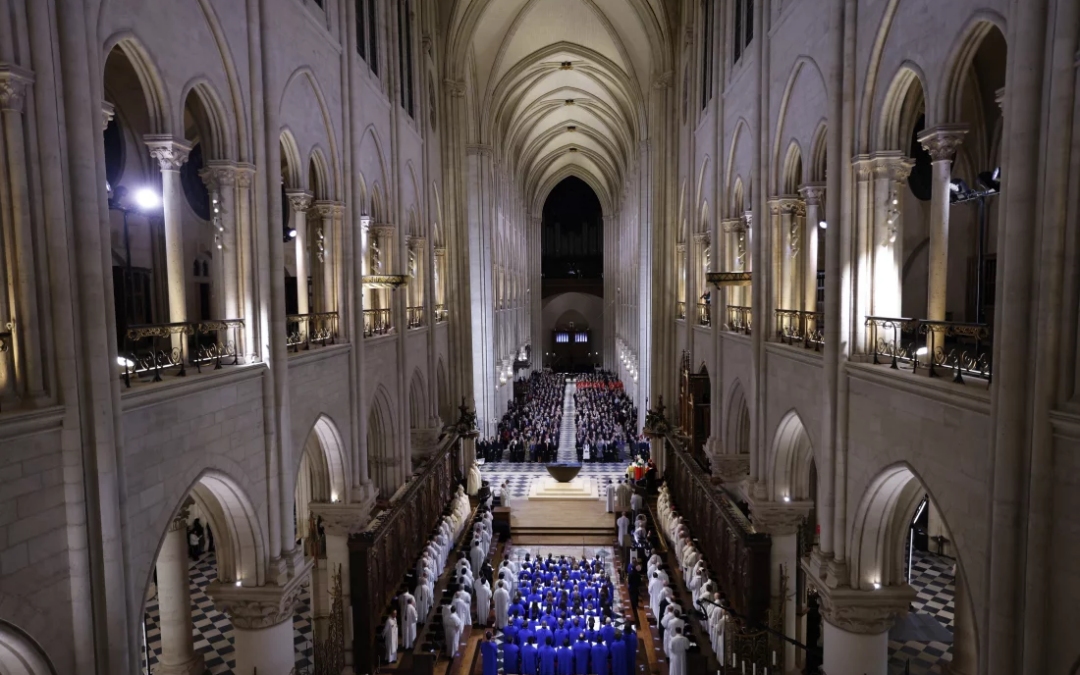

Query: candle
<box><xmin>753</xmin><ymin>665</ymin><xmax>757</xmax><ymax>675</ymax></box>
<box><xmin>731</xmin><ymin>654</ymin><xmax>736</xmax><ymax>667</ymax></box>
<box><xmin>741</xmin><ymin>662</ymin><xmax>746</xmax><ymax>675</ymax></box>
<box><xmin>772</xmin><ymin>651</ymin><xmax>777</xmax><ymax>666</ymax></box>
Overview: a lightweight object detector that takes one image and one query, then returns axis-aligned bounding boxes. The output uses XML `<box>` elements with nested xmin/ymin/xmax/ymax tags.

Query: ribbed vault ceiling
<box><xmin>448</xmin><ymin>0</ymin><xmax>668</xmax><ymax>214</ymax></box>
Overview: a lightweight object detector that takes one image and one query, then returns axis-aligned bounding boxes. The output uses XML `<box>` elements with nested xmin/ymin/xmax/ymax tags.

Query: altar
<box><xmin>527</xmin><ymin>475</ymin><xmax>600</xmax><ymax>501</ymax></box>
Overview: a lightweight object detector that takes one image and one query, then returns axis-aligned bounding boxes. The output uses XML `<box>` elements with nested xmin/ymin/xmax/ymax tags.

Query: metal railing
<box><xmin>434</xmin><ymin>304</ymin><xmax>448</xmax><ymax>323</ymax></box>
<box><xmin>676</xmin><ymin>301</ymin><xmax>687</xmax><ymax>320</ymax></box>
<box><xmin>286</xmin><ymin>312</ymin><xmax>338</xmax><ymax>352</ymax></box>
<box><xmin>697</xmin><ymin>302</ymin><xmax>711</xmax><ymax>326</ymax></box>
<box><xmin>725</xmin><ymin>305</ymin><xmax>752</xmax><ymax>334</ymax></box>
<box><xmin>406</xmin><ymin>306</ymin><xmax>425</xmax><ymax>329</ymax></box>
<box><xmin>120</xmin><ymin>319</ymin><xmax>245</xmax><ymax>387</ymax></box>
<box><xmin>775</xmin><ymin>309</ymin><xmax>824</xmax><ymax>350</ymax></box>
<box><xmin>864</xmin><ymin>315</ymin><xmax>992</xmax><ymax>383</ymax></box>
<box><xmin>363</xmin><ymin>308</ymin><xmax>392</xmax><ymax>337</ymax></box>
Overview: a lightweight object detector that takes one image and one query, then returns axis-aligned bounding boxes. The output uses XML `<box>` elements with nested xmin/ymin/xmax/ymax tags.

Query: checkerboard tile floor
<box><xmin>478</xmin><ymin>461</ymin><xmax>631</xmax><ymax>499</ymax></box>
<box><xmin>141</xmin><ymin>551</ymin><xmax>313</xmax><ymax>675</ymax></box>
<box><xmin>887</xmin><ymin>550</ymin><xmax>956</xmax><ymax>675</ymax></box>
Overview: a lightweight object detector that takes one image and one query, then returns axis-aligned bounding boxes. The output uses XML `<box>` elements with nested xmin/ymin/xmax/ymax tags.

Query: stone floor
<box><xmin>141</xmin><ymin>551</ymin><xmax>313</xmax><ymax>675</ymax></box>
<box><xmin>478</xmin><ymin>461</ymin><xmax>630</xmax><ymax>499</ymax></box>
<box><xmin>887</xmin><ymin>550</ymin><xmax>956</xmax><ymax>675</ymax></box>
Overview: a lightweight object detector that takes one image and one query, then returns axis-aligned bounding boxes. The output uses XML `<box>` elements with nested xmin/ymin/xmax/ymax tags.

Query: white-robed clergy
<box><xmin>605</xmin><ymin>480</ymin><xmax>615</xmax><ymax>513</ymax></box>
<box><xmin>471</xmin><ymin>539</ymin><xmax>485</xmax><ymax>572</ymax></box>
<box><xmin>445</xmin><ymin>605</ymin><xmax>464</xmax><ymax>656</ymax></box>
<box><xmin>648</xmin><ymin>573</ymin><xmax>664</xmax><ymax>615</ymax></box>
<box><xmin>415</xmin><ymin>572</ymin><xmax>434</xmax><ymax>620</ymax></box>
<box><xmin>467</xmin><ymin>462</ymin><xmax>483</xmax><ymax>496</ymax></box>
<box><xmin>616</xmin><ymin>513</ymin><xmax>630</xmax><ymax>548</ymax></box>
<box><xmin>399</xmin><ymin>590</ymin><xmax>415</xmax><ymax>640</ymax></box>
<box><xmin>404</xmin><ymin>598</ymin><xmax>418</xmax><ymax>649</ymax></box>
<box><xmin>616</xmin><ymin>480</ymin><xmax>631</xmax><ymax>511</ymax></box>
<box><xmin>383</xmin><ymin>610</ymin><xmax>399</xmax><ymax>663</ymax></box>
<box><xmin>475</xmin><ymin>578</ymin><xmax>492</xmax><ymax>626</ymax></box>
<box><xmin>453</xmin><ymin>588</ymin><xmax>472</xmax><ymax>625</ymax></box>
<box><xmin>493</xmin><ymin>580</ymin><xmax>511</xmax><ymax>629</ymax></box>
<box><xmin>668</xmin><ymin>626</ymin><xmax>690</xmax><ymax>675</ymax></box>
<box><xmin>663</xmin><ymin>610</ymin><xmax>685</xmax><ymax>656</ymax></box>
<box><xmin>630</xmin><ymin>491</ymin><xmax>644</xmax><ymax>514</ymax></box>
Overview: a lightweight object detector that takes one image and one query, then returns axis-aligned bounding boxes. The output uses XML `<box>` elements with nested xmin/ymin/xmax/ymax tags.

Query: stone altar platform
<box><xmin>527</xmin><ymin>476</ymin><xmax>600</xmax><ymax>501</ymax></box>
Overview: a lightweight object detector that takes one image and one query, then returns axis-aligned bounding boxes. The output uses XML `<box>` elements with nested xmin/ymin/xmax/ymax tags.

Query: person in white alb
<box><xmin>404</xmin><ymin>598</ymin><xmax>418</xmax><ymax>649</ymax></box>
<box><xmin>668</xmin><ymin>626</ymin><xmax>689</xmax><ymax>675</ymax></box>
<box><xmin>383</xmin><ymin>609</ymin><xmax>399</xmax><ymax>663</ymax></box>
<box><xmin>475</xmin><ymin>576</ymin><xmax>492</xmax><ymax>627</ymax></box>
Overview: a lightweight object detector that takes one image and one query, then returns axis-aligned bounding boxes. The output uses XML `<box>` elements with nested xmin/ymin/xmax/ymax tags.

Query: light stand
<box><xmin>949</xmin><ymin>168</ymin><xmax>1000</xmax><ymax>324</ymax></box>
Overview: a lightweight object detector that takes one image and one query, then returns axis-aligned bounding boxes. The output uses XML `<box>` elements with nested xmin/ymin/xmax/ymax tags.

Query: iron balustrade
<box><xmin>406</xmin><ymin>306</ymin><xmax>425</xmax><ymax>328</ymax></box>
<box><xmin>286</xmin><ymin>312</ymin><xmax>338</xmax><ymax>352</ymax></box>
<box><xmin>864</xmin><ymin>316</ymin><xmax>992</xmax><ymax>383</ymax></box>
<box><xmin>120</xmin><ymin>319</ymin><xmax>245</xmax><ymax>387</ymax></box>
<box><xmin>363</xmin><ymin>308</ymin><xmax>391</xmax><ymax>337</ymax></box>
<box><xmin>676</xmin><ymin>301</ymin><xmax>687</xmax><ymax>320</ymax></box>
<box><xmin>774</xmin><ymin>309</ymin><xmax>824</xmax><ymax>350</ymax></box>
<box><xmin>697</xmin><ymin>302</ymin><xmax>711</xmax><ymax>326</ymax></box>
<box><xmin>434</xmin><ymin>303</ymin><xmax>448</xmax><ymax>323</ymax></box>
<box><xmin>725</xmin><ymin>305</ymin><xmax>752</xmax><ymax>334</ymax></box>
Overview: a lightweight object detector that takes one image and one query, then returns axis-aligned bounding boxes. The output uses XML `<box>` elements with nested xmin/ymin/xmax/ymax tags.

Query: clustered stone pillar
<box><xmin>200</xmin><ymin>162</ymin><xmax>241</xmax><ymax>321</ymax></box>
<box><xmin>145</xmin><ymin>136</ymin><xmax>193</xmax><ymax>331</ymax></box>
<box><xmin>778</xmin><ymin>198</ymin><xmax>800</xmax><ymax>311</ymax></box>
<box><xmin>309</xmin><ymin>502</ymin><xmax>371</xmax><ymax>675</ymax></box>
<box><xmin>799</xmin><ymin>185</ymin><xmax>825</xmax><ymax>312</ymax></box>
<box><xmin>314</xmin><ymin>201</ymin><xmax>341</xmax><ymax>313</ymax></box>
<box><xmin>287</xmin><ymin>190</ymin><xmax>314</xmax><ymax>316</ymax></box>
<box><xmin>811</xmin><ymin>584</ymin><xmax>915</xmax><ymax>675</ymax></box>
<box><xmin>871</xmin><ymin>154</ymin><xmax>914</xmax><ymax>319</ymax></box>
<box><xmin>917</xmin><ymin>125</ymin><xmax>967</xmax><ymax>322</ymax></box>
<box><xmin>155</xmin><ymin>512</ymin><xmax>205</xmax><ymax>675</ymax></box>
<box><xmin>751</xmin><ymin>500</ymin><xmax>811</xmax><ymax>671</ymax></box>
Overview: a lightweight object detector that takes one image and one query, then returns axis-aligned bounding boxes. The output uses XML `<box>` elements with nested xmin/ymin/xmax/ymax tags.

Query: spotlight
<box><xmin>916</xmin><ymin>346</ymin><xmax>928</xmax><ymax>356</ymax></box>
<box><xmin>782</xmin><ymin>495</ymin><xmax>791</xmax><ymax>503</ymax></box>
<box><xmin>288</xmin><ymin>228</ymin><xmax>298</xmax><ymax>239</ymax></box>
<box><xmin>116</xmin><ymin>356</ymin><xmax>135</xmax><ymax>368</ymax></box>
<box><xmin>134</xmin><ymin>188</ymin><xmax>160</xmax><ymax>210</ymax></box>
<box><xmin>949</xmin><ymin>178</ymin><xmax>973</xmax><ymax>202</ymax></box>
<box><xmin>818</xmin><ymin>220</ymin><xmax>827</xmax><ymax>229</ymax></box>
<box><xmin>977</xmin><ymin>167</ymin><xmax>1001</xmax><ymax>193</ymax></box>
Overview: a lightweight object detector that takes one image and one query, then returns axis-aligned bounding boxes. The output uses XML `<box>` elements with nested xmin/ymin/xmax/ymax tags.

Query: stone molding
<box><xmin>871</xmin><ymin>152</ymin><xmax>915</xmax><ymax>183</ymax></box>
<box><xmin>769</xmin><ymin>196</ymin><xmax>804</xmax><ymax>217</ymax></box>
<box><xmin>145</xmin><ymin>135</ymin><xmax>193</xmax><ymax>171</ymax></box>
<box><xmin>286</xmin><ymin>190</ymin><xmax>314</xmax><ymax>213</ymax></box>
<box><xmin>370</xmin><ymin>224</ymin><xmax>396</xmax><ymax>238</ymax></box>
<box><xmin>466</xmin><ymin>143</ymin><xmax>493</xmax><ymax>157</ymax></box>
<box><xmin>743</xmin><ymin>210</ymin><xmax>754</xmax><ymax>228</ymax></box>
<box><xmin>0</xmin><ymin>65</ymin><xmax>33</xmax><ymax>113</ymax></box>
<box><xmin>675</xmin><ymin>242</ymin><xmax>687</xmax><ymax>254</ymax></box>
<box><xmin>708</xmin><ymin>451</ymin><xmax>750</xmax><ymax>483</ymax></box>
<box><xmin>806</xmin><ymin>578</ymin><xmax>916</xmax><ymax>635</ymax></box>
<box><xmin>434</xmin><ymin>246</ymin><xmax>447</xmax><ymax>256</ymax></box>
<box><xmin>207</xmin><ymin>559</ymin><xmax>311</xmax><ymax>630</ymax></box>
<box><xmin>651</xmin><ymin>70</ymin><xmax>674</xmax><ymax>89</ymax></box>
<box><xmin>235</xmin><ymin>163</ymin><xmax>256</xmax><ymax>188</ymax></box>
<box><xmin>445</xmin><ymin>78</ymin><xmax>466</xmax><ymax>97</ymax></box>
<box><xmin>309</xmin><ymin>501</ymin><xmax>375</xmax><ymax>537</ymax></box>
<box><xmin>853</xmin><ymin>154</ymin><xmax>874</xmax><ymax>180</ymax></box>
<box><xmin>917</xmin><ymin>124</ymin><xmax>968</xmax><ymax>162</ymax></box>
<box><xmin>168</xmin><ymin>508</ymin><xmax>189</xmax><ymax>533</ymax></box>
<box><xmin>746</xmin><ymin>498</ymin><xmax>813</xmax><ymax>535</ymax></box>
<box><xmin>692</xmin><ymin>231</ymin><xmax>710</xmax><ymax>246</ymax></box>
<box><xmin>798</xmin><ymin>183</ymin><xmax>826</xmax><ymax>206</ymax></box>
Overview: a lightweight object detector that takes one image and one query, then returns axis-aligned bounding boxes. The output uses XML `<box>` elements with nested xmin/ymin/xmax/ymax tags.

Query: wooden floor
<box><xmin>508</xmin><ymin>495</ymin><xmax>616</xmax><ymax>530</ymax></box>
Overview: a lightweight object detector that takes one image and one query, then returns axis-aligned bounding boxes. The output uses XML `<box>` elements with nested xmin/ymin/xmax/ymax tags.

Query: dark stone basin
<box><xmin>545</xmin><ymin>463</ymin><xmax>583</xmax><ymax>483</ymax></box>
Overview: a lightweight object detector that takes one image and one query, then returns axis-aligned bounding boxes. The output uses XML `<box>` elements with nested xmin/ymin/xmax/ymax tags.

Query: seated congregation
<box><xmin>574</xmin><ymin>372</ymin><xmax>641</xmax><ymax>463</ymax></box>
<box><xmin>479</xmin><ymin>372</ymin><xmax>564</xmax><ymax>463</ymax></box>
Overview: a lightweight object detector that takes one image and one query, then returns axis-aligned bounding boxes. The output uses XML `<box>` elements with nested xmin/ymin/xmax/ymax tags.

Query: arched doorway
<box><xmin>367</xmin><ymin>386</ymin><xmax>399</xmax><ymax>497</ymax></box>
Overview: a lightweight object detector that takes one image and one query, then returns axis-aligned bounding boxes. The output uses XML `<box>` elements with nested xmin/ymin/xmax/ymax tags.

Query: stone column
<box><xmin>309</xmin><ymin>503</ymin><xmax>374</xmax><ymax>675</ymax></box>
<box><xmin>945</xmin><ymin>571</ymin><xmax>976</xmax><ymax>675</ymax></box>
<box><xmin>871</xmin><ymin>154</ymin><xmax>914</xmax><ymax>319</ymax></box>
<box><xmin>803</xmin><ymin>577</ymin><xmax>915</xmax><ymax>675</ymax></box>
<box><xmin>778</xmin><ymin>198</ymin><xmax>800</xmax><ymax>312</ymax></box>
<box><xmin>287</xmin><ymin>191</ymin><xmax>314</xmax><ymax>316</ymax></box>
<box><xmin>154</xmin><ymin>512</ymin><xmax>204</xmax><ymax>675</ymax></box>
<box><xmin>693</xmin><ymin>232</ymin><xmax>710</xmax><ymax>324</ymax></box>
<box><xmin>314</xmin><ymin>201</ymin><xmax>342</xmax><ymax>313</ymax></box>
<box><xmin>200</xmin><ymin>162</ymin><xmax>241</xmax><ymax>321</ymax></box>
<box><xmin>853</xmin><ymin>156</ymin><xmax>874</xmax><ymax>352</ymax></box>
<box><xmin>0</xmin><ymin>65</ymin><xmax>44</xmax><ymax>398</ymax></box>
<box><xmin>750</xmin><ymin>500</ymin><xmax>812</xmax><ymax>671</ymax></box>
<box><xmin>917</xmin><ymin>126</ymin><xmax>967</xmax><ymax>322</ymax></box>
<box><xmin>145</xmin><ymin>136</ymin><xmax>193</xmax><ymax>330</ymax></box>
<box><xmin>799</xmin><ymin>185</ymin><xmax>825</xmax><ymax>312</ymax></box>
<box><xmin>741</xmin><ymin>211</ymin><xmax>753</xmax><ymax>309</ymax></box>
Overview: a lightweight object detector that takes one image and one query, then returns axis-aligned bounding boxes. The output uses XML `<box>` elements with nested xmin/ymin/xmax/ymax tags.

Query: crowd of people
<box><xmin>574</xmin><ymin>372</ymin><xmax>641</xmax><ymax>463</ymax></box>
<box><xmin>481</xmin><ymin>552</ymin><xmax>638</xmax><ymax>675</ymax></box>
<box><xmin>478</xmin><ymin>372</ymin><xmax>565</xmax><ymax>463</ymax></box>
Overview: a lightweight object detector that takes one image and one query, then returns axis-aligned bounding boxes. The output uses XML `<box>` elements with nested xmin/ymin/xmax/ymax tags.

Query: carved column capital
<box><xmin>805</xmin><ymin>580</ymin><xmax>917</xmax><ymax>635</ymax></box>
<box><xmin>853</xmin><ymin>154</ymin><xmax>874</xmax><ymax>180</ymax></box>
<box><xmin>747</xmin><ymin>499</ymin><xmax>813</xmax><ymax>535</ymax></box>
<box><xmin>370</xmin><ymin>224</ymin><xmax>396</xmax><ymax>239</ymax></box>
<box><xmin>145</xmin><ymin>135</ymin><xmax>192</xmax><ymax>171</ymax></box>
<box><xmin>0</xmin><ymin>65</ymin><xmax>34</xmax><ymax>113</ymax></box>
<box><xmin>871</xmin><ymin>152</ymin><xmax>915</xmax><ymax>183</ymax></box>
<box><xmin>308</xmin><ymin>502</ymin><xmax>374</xmax><ymax>537</ymax></box>
<box><xmin>709</xmin><ymin>453</ymin><xmax>750</xmax><ymax>483</ymax></box>
<box><xmin>235</xmin><ymin>163</ymin><xmax>256</xmax><ymax>188</ymax></box>
<box><xmin>314</xmin><ymin>200</ymin><xmax>344</xmax><ymax>219</ymax></box>
<box><xmin>167</xmin><ymin>507</ymin><xmax>190</xmax><ymax>533</ymax></box>
<box><xmin>286</xmin><ymin>190</ymin><xmax>314</xmax><ymax>213</ymax></box>
<box><xmin>101</xmin><ymin>101</ymin><xmax>116</xmax><ymax>131</ymax></box>
<box><xmin>206</xmin><ymin>563</ymin><xmax>312</xmax><ymax>630</ymax></box>
<box><xmin>917</xmin><ymin>124</ymin><xmax>968</xmax><ymax>163</ymax></box>
<box><xmin>199</xmin><ymin>161</ymin><xmax>239</xmax><ymax>191</ymax></box>
<box><xmin>742</xmin><ymin>210</ymin><xmax>753</xmax><ymax>228</ymax></box>
<box><xmin>445</xmin><ymin>78</ymin><xmax>466</xmax><ymax>98</ymax></box>
<box><xmin>692</xmin><ymin>231</ymin><xmax>710</xmax><ymax>246</ymax></box>
<box><xmin>434</xmin><ymin>246</ymin><xmax>448</xmax><ymax>257</ymax></box>
<box><xmin>651</xmin><ymin>70</ymin><xmax>674</xmax><ymax>89</ymax></box>
<box><xmin>676</xmin><ymin>242</ymin><xmax>687</xmax><ymax>254</ymax></box>
<box><xmin>798</xmin><ymin>183</ymin><xmax>826</xmax><ymax>206</ymax></box>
